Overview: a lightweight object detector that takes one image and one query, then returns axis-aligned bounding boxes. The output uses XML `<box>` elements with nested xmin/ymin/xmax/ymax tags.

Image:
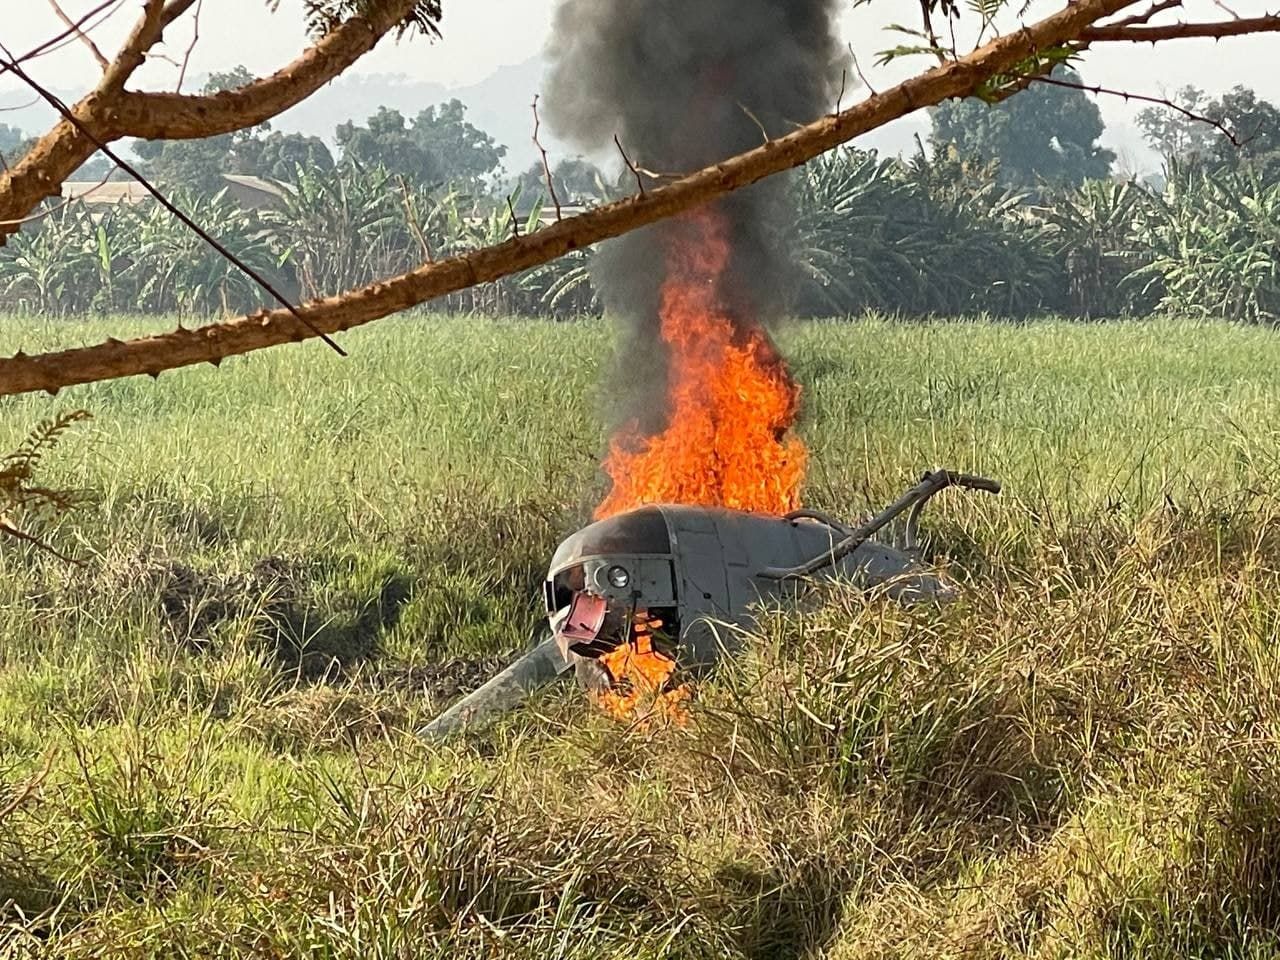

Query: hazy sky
<box><xmin>4</xmin><ymin>0</ymin><xmax>1280</xmax><ymax>171</ymax></box>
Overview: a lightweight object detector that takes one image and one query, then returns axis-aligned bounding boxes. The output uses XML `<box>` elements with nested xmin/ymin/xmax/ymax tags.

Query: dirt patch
<box><xmin>107</xmin><ymin>553</ymin><xmax>412</xmax><ymax>680</ymax></box>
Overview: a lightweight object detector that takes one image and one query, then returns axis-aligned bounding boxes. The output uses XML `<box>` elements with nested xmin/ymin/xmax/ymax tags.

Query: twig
<box><xmin>0</xmin><ymin>520</ymin><xmax>85</xmax><ymax>566</ymax></box>
<box><xmin>0</xmin><ymin>48</ymin><xmax>347</xmax><ymax>357</ymax></box>
<box><xmin>1082</xmin><ymin>13</ymin><xmax>1280</xmax><ymax>41</ymax></box>
<box><xmin>506</xmin><ymin>195</ymin><xmax>521</xmax><ymax>238</ymax></box>
<box><xmin>176</xmin><ymin>0</ymin><xmax>203</xmax><ymax>91</ymax></box>
<box><xmin>530</xmin><ymin>95</ymin><xmax>562</xmax><ymax>220</ymax></box>
<box><xmin>850</xmin><ymin>44</ymin><xmax>877</xmax><ymax>96</ymax></box>
<box><xmin>15</xmin><ymin>0</ymin><xmax>122</xmax><ymax>65</ymax></box>
<box><xmin>0</xmin><ymin>167</ymin><xmax>115</xmax><ymax>228</ymax></box>
<box><xmin>1023</xmin><ymin>73</ymin><xmax>1244</xmax><ymax>146</ymax></box>
<box><xmin>0</xmin><ymin>96</ymin><xmax>42</xmax><ymax>113</ymax></box>
<box><xmin>45</xmin><ymin>0</ymin><xmax>110</xmax><ymax>70</ymax></box>
<box><xmin>834</xmin><ymin>68</ymin><xmax>847</xmax><ymax>117</ymax></box>
<box><xmin>614</xmin><ymin>135</ymin><xmax>645</xmax><ymax>195</ymax></box>
<box><xmin>144</xmin><ymin>50</ymin><xmax>183</xmax><ymax>68</ymax></box>
<box><xmin>738</xmin><ymin>102</ymin><xmax>770</xmax><ymax>144</ymax></box>
<box><xmin>395</xmin><ymin>175</ymin><xmax>433</xmax><ymax>262</ymax></box>
<box><xmin>1095</xmin><ymin>0</ymin><xmax>1183</xmax><ymax>30</ymax></box>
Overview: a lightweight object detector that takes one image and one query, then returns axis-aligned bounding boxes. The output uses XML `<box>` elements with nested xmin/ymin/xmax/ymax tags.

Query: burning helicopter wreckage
<box><xmin>417</xmin><ymin>0</ymin><xmax>1004</xmax><ymax>738</ymax></box>
<box><xmin>419</xmin><ymin>470</ymin><xmax>999</xmax><ymax>739</ymax></box>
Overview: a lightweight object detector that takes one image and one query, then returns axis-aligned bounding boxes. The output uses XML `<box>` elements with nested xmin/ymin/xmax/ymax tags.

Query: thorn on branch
<box><xmin>530</xmin><ymin>95</ymin><xmax>563</xmax><ymax>221</ymax></box>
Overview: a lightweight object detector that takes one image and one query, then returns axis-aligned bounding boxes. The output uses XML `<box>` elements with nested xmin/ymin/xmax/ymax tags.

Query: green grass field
<box><xmin>3</xmin><ymin>313</ymin><xmax>1280</xmax><ymax>958</ymax></box>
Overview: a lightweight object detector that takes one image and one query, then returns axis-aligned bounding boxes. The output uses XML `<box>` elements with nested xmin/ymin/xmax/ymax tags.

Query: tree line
<box><xmin>3</xmin><ymin>66</ymin><xmax>1280</xmax><ymax>323</ymax></box>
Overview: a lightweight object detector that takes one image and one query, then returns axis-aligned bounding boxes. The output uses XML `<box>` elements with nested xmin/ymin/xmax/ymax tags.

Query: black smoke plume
<box><xmin>543</xmin><ymin>0</ymin><xmax>845</xmax><ymax>433</ymax></box>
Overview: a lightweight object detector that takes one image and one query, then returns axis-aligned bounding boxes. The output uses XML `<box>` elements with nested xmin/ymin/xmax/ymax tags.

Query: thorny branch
<box><xmin>3</xmin><ymin>0</ymin><xmax>1280</xmax><ymax>396</ymax></box>
<box><xmin>1024</xmin><ymin>73</ymin><xmax>1245</xmax><ymax>146</ymax></box>
<box><xmin>1082</xmin><ymin>12</ymin><xmax>1280</xmax><ymax>40</ymax></box>
<box><xmin>1097</xmin><ymin>0</ymin><xmax>1184</xmax><ymax>30</ymax></box>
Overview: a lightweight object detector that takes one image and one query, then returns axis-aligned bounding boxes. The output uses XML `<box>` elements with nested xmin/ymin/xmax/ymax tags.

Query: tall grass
<box><xmin>2</xmin><ymin>313</ymin><xmax>1280</xmax><ymax>957</ymax></box>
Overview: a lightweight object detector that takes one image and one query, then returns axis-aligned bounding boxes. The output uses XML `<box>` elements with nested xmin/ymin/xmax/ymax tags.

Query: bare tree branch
<box><xmin>1025</xmin><ymin>73</ymin><xmax>1245</xmax><ymax>145</ymax></box>
<box><xmin>1082</xmin><ymin>12</ymin><xmax>1280</xmax><ymax>41</ymax></box>
<box><xmin>850</xmin><ymin>44</ymin><xmax>878</xmax><ymax>97</ymax></box>
<box><xmin>19</xmin><ymin>0</ymin><xmax>124</xmax><ymax>64</ymax></box>
<box><xmin>45</xmin><ymin>0</ymin><xmax>111</xmax><ymax>70</ymax></box>
<box><xmin>0</xmin><ymin>0</ymin><xmax>422</xmax><ymax>241</ymax></box>
<box><xmin>1095</xmin><ymin>0</ymin><xmax>1184</xmax><ymax>30</ymax></box>
<box><xmin>0</xmin><ymin>52</ymin><xmax>346</xmax><ymax>355</ymax></box>
<box><xmin>111</xmin><ymin>0</ymin><xmax>423</xmax><ymax>140</ymax></box>
<box><xmin>531</xmin><ymin>95</ymin><xmax>563</xmax><ymax>220</ymax></box>
<box><xmin>176</xmin><ymin>0</ymin><xmax>204</xmax><ymax>91</ymax></box>
<box><xmin>0</xmin><ymin>0</ymin><xmax>192</xmax><ymax>243</ymax></box>
<box><xmin>614</xmin><ymin>136</ymin><xmax>646</xmax><ymax>195</ymax></box>
<box><xmin>0</xmin><ymin>0</ymin><xmax>1147</xmax><ymax>397</ymax></box>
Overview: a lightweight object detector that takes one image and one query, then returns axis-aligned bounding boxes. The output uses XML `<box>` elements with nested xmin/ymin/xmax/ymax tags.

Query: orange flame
<box><xmin>595</xmin><ymin>207</ymin><xmax>807</xmax><ymax>521</ymax></box>
<box><xmin>592</xmin><ymin>206</ymin><xmax>807</xmax><ymax>723</ymax></box>
<box><xmin>595</xmin><ymin>623</ymin><xmax>690</xmax><ymax>728</ymax></box>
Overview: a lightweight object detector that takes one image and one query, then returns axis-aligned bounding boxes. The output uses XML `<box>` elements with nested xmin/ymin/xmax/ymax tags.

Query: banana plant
<box><xmin>1130</xmin><ymin>163</ymin><xmax>1280</xmax><ymax>322</ymax></box>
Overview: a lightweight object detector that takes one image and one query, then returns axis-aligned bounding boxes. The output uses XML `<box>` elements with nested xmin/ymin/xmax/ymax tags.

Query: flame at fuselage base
<box><xmin>591</xmin><ymin>206</ymin><xmax>808</xmax><ymax>722</ymax></box>
<box><xmin>595</xmin><ymin>613</ymin><xmax>691</xmax><ymax>729</ymax></box>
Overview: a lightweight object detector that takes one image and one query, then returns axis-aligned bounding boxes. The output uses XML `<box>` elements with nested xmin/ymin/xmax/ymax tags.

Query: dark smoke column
<box><xmin>545</xmin><ymin>0</ymin><xmax>845</xmax><ymax>411</ymax></box>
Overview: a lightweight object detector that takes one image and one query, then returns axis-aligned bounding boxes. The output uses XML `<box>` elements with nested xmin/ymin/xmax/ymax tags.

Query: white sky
<box><xmin>3</xmin><ymin>0</ymin><xmax>1279</xmax><ymax>172</ymax></box>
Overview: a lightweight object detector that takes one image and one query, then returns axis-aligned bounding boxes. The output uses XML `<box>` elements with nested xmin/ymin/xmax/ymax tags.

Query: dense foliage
<box><xmin>931</xmin><ymin>67</ymin><xmax>1116</xmax><ymax>191</ymax></box>
<box><xmin>8</xmin><ymin>79</ymin><xmax>1280</xmax><ymax>324</ymax></box>
<box><xmin>10</xmin><ymin>145</ymin><xmax>1280</xmax><ymax>323</ymax></box>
